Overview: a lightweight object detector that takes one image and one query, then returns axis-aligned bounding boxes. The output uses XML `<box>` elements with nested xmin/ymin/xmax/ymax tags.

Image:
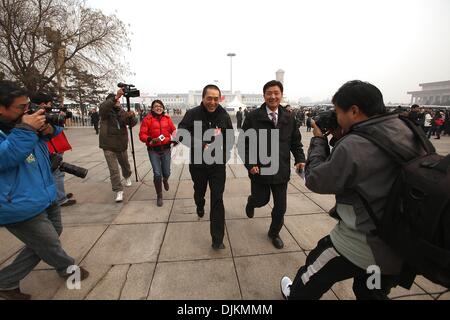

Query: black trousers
<box><xmin>93</xmin><ymin>122</ymin><xmax>99</xmax><ymax>134</ymax></box>
<box><xmin>248</xmin><ymin>181</ymin><xmax>288</xmax><ymax>237</ymax></box>
<box><xmin>289</xmin><ymin>236</ymin><xmax>400</xmax><ymax>300</ymax></box>
<box><xmin>189</xmin><ymin>164</ymin><xmax>226</xmax><ymax>245</ymax></box>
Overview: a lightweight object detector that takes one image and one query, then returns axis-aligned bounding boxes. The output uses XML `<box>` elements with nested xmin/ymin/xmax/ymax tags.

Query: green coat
<box><xmin>99</xmin><ymin>98</ymin><xmax>137</xmax><ymax>152</ymax></box>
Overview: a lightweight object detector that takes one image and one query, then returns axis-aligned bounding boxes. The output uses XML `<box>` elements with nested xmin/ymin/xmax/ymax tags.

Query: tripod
<box><xmin>125</xmin><ymin>96</ymin><xmax>139</xmax><ymax>182</ymax></box>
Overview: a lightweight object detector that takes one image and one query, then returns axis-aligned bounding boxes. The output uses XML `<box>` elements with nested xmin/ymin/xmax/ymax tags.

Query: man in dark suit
<box><xmin>178</xmin><ymin>84</ymin><xmax>234</xmax><ymax>250</ymax></box>
<box><xmin>236</xmin><ymin>107</ymin><xmax>243</xmax><ymax>129</ymax></box>
<box><xmin>240</xmin><ymin>80</ymin><xmax>306</xmax><ymax>249</ymax></box>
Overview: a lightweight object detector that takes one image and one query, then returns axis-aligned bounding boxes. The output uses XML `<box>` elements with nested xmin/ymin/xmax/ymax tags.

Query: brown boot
<box><xmin>163</xmin><ymin>178</ymin><xmax>170</xmax><ymax>191</ymax></box>
<box><xmin>61</xmin><ymin>266</ymin><xmax>90</xmax><ymax>281</ymax></box>
<box><xmin>0</xmin><ymin>288</ymin><xmax>31</xmax><ymax>300</ymax></box>
<box><xmin>154</xmin><ymin>179</ymin><xmax>163</xmax><ymax>207</ymax></box>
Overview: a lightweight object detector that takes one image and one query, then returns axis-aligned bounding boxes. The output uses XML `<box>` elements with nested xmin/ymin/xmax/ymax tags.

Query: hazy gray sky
<box><xmin>87</xmin><ymin>0</ymin><xmax>450</xmax><ymax>103</ymax></box>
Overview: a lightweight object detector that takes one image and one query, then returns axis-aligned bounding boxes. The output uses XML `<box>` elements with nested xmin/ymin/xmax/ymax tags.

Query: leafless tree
<box><xmin>0</xmin><ymin>0</ymin><xmax>130</xmax><ymax>102</ymax></box>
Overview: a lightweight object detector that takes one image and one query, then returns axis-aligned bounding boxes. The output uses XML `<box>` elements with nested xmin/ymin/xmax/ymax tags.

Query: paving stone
<box><xmin>61</xmin><ymin>203</ymin><xmax>123</xmax><ymax>226</ymax></box>
<box><xmin>393</xmin><ymin>294</ymin><xmax>434</xmax><ymax>300</ymax></box>
<box><xmin>414</xmin><ymin>276</ymin><xmax>448</xmax><ymax>295</ymax></box>
<box><xmin>130</xmin><ymin>182</ymin><xmax>178</xmax><ymax>201</ymax></box>
<box><xmin>148</xmin><ymin>259</ymin><xmax>240</xmax><ymax>300</ymax></box>
<box><xmin>159</xmin><ymin>221</ymin><xmax>232</xmax><ymax>262</ymax></box>
<box><xmin>224</xmin><ymin>197</ymin><xmax>272</xmax><ymax>220</ymax></box>
<box><xmin>120</xmin><ymin>263</ymin><xmax>156</xmax><ymax>300</ymax></box>
<box><xmin>21</xmin><ymin>269</ymin><xmax>65</xmax><ymax>300</ymax></box>
<box><xmin>226</xmin><ymin>219</ymin><xmax>301</xmax><ymax>257</ymax></box>
<box><xmin>83</xmin><ymin>224</ymin><xmax>166</xmax><ymax>265</ymax></box>
<box><xmin>284</xmin><ymin>214</ymin><xmax>336</xmax><ymax>251</ymax></box>
<box><xmin>0</xmin><ymin>228</ymin><xmax>24</xmax><ymax>265</ymax></box>
<box><xmin>224</xmin><ymin>178</ymin><xmax>251</xmax><ymax>197</ymax></box>
<box><xmin>113</xmin><ymin>200</ymin><xmax>173</xmax><ymax>224</ymax></box>
<box><xmin>53</xmin><ymin>263</ymin><xmax>111</xmax><ymax>300</ymax></box>
<box><xmin>285</xmin><ymin>194</ymin><xmax>325</xmax><ymax>216</ymax></box>
<box><xmin>60</xmin><ymin>181</ymin><xmax>138</xmax><ymax>204</ymax></box>
<box><xmin>86</xmin><ymin>264</ymin><xmax>130</xmax><ymax>300</ymax></box>
<box><xmin>235</xmin><ymin>252</ymin><xmax>306</xmax><ymax>300</ymax></box>
<box><xmin>289</xmin><ymin>177</ymin><xmax>312</xmax><ymax>193</ymax></box>
<box><xmin>304</xmin><ymin>193</ymin><xmax>336</xmax><ymax>213</ymax></box>
<box><xmin>331</xmin><ymin>279</ymin><xmax>427</xmax><ymax>300</ymax></box>
<box><xmin>228</xmin><ymin>164</ymin><xmax>249</xmax><ymax>178</ymax></box>
<box><xmin>437</xmin><ymin>291</ymin><xmax>450</xmax><ymax>300</ymax></box>
<box><xmin>169</xmin><ymin>199</ymin><xmax>211</xmax><ymax>222</ymax></box>
<box><xmin>36</xmin><ymin>225</ymin><xmax>107</xmax><ymax>270</ymax></box>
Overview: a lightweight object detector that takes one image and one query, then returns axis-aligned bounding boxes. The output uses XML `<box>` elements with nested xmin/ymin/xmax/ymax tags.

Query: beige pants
<box><xmin>103</xmin><ymin>150</ymin><xmax>132</xmax><ymax>192</ymax></box>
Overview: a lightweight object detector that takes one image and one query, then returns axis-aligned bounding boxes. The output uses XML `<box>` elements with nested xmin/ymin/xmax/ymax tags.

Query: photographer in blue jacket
<box><xmin>0</xmin><ymin>81</ymin><xmax>88</xmax><ymax>300</ymax></box>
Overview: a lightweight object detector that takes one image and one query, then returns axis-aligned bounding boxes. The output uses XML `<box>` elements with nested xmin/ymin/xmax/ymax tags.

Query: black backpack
<box><xmin>351</xmin><ymin>115</ymin><xmax>450</xmax><ymax>288</ymax></box>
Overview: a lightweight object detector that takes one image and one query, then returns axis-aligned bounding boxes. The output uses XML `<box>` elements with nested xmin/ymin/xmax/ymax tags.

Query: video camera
<box><xmin>50</xmin><ymin>154</ymin><xmax>88</xmax><ymax>179</ymax></box>
<box><xmin>27</xmin><ymin>103</ymin><xmax>66</xmax><ymax>127</ymax></box>
<box><xmin>117</xmin><ymin>83</ymin><xmax>140</xmax><ymax>98</ymax></box>
<box><xmin>313</xmin><ymin>110</ymin><xmax>339</xmax><ymax>134</ymax></box>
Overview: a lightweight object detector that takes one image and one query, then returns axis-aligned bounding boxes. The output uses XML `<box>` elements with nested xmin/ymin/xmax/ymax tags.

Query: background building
<box><xmin>408</xmin><ymin>80</ymin><xmax>450</xmax><ymax>106</ymax></box>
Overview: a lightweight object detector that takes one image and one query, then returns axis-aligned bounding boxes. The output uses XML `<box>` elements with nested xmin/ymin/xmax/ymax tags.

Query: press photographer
<box><xmin>30</xmin><ymin>92</ymin><xmax>85</xmax><ymax>207</ymax></box>
<box><xmin>99</xmin><ymin>87</ymin><xmax>138</xmax><ymax>202</ymax></box>
<box><xmin>281</xmin><ymin>80</ymin><xmax>429</xmax><ymax>300</ymax></box>
<box><xmin>0</xmin><ymin>81</ymin><xmax>89</xmax><ymax>300</ymax></box>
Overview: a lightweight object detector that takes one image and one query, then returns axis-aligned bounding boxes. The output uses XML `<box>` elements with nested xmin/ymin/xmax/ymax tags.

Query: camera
<box><xmin>117</xmin><ymin>83</ymin><xmax>140</xmax><ymax>98</ymax></box>
<box><xmin>50</xmin><ymin>154</ymin><xmax>88</xmax><ymax>179</ymax></box>
<box><xmin>27</xmin><ymin>103</ymin><xmax>66</xmax><ymax>127</ymax></box>
<box><xmin>313</xmin><ymin>110</ymin><xmax>339</xmax><ymax>134</ymax></box>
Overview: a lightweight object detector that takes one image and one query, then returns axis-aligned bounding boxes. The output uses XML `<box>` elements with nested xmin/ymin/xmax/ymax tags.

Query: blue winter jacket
<box><xmin>0</xmin><ymin>125</ymin><xmax>62</xmax><ymax>225</ymax></box>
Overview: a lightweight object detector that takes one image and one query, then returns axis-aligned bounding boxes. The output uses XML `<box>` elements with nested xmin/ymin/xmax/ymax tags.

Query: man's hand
<box><xmin>249</xmin><ymin>166</ymin><xmax>260</xmax><ymax>175</ymax></box>
<box><xmin>126</xmin><ymin>111</ymin><xmax>135</xmax><ymax>118</ymax></box>
<box><xmin>311</xmin><ymin>120</ymin><xmax>324</xmax><ymax>138</ymax></box>
<box><xmin>21</xmin><ymin>109</ymin><xmax>46</xmax><ymax>131</ymax></box>
<box><xmin>38</xmin><ymin>123</ymin><xmax>54</xmax><ymax>136</ymax></box>
<box><xmin>148</xmin><ymin>137</ymin><xmax>160</xmax><ymax>144</ymax></box>
<box><xmin>328</xmin><ymin>126</ymin><xmax>345</xmax><ymax>141</ymax></box>
<box><xmin>115</xmin><ymin>88</ymin><xmax>124</xmax><ymax>101</ymax></box>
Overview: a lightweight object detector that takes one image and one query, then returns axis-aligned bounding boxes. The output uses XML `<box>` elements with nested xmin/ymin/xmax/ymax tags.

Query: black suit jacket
<box><xmin>240</xmin><ymin>104</ymin><xmax>305</xmax><ymax>184</ymax></box>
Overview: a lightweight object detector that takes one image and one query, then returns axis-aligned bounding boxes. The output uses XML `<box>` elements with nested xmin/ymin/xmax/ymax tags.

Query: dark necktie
<box><xmin>270</xmin><ymin>112</ymin><xmax>277</xmax><ymax>126</ymax></box>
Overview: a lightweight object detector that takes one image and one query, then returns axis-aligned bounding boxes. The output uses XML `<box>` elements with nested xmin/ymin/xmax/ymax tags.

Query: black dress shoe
<box><xmin>197</xmin><ymin>207</ymin><xmax>205</xmax><ymax>218</ymax></box>
<box><xmin>270</xmin><ymin>235</ymin><xmax>284</xmax><ymax>249</ymax></box>
<box><xmin>245</xmin><ymin>202</ymin><xmax>254</xmax><ymax>218</ymax></box>
<box><xmin>212</xmin><ymin>243</ymin><xmax>226</xmax><ymax>250</ymax></box>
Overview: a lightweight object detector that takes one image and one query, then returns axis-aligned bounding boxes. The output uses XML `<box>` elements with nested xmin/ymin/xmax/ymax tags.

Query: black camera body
<box><xmin>118</xmin><ymin>83</ymin><xmax>140</xmax><ymax>98</ymax></box>
<box><xmin>314</xmin><ymin>110</ymin><xmax>339</xmax><ymax>134</ymax></box>
<box><xmin>50</xmin><ymin>153</ymin><xmax>88</xmax><ymax>179</ymax></box>
<box><xmin>27</xmin><ymin>103</ymin><xmax>66</xmax><ymax>127</ymax></box>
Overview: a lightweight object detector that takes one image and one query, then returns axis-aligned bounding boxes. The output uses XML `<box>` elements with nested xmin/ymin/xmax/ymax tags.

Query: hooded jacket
<box><xmin>305</xmin><ymin>113</ymin><xmax>426</xmax><ymax>275</ymax></box>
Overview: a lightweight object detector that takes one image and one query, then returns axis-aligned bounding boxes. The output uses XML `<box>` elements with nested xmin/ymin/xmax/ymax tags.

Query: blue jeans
<box><xmin>149</xmin><ymin>149</ymin><xmax>171</xmax><ymax>180</ymax></box>
<box><xmin>53</xmin><ymin>167</ymin><xmax>67</xmax><ymax>205</ymax></box>
<box><xmin>0</xmin><ymin>203</ymin><xmax>75</xmax><ymax>290</ymax></box>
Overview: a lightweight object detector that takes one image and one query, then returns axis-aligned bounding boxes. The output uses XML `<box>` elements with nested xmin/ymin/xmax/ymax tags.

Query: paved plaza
<box><xmin>1</xmin><ymin>121</ymin><xmax>450</xmax><ymax>300</ymax></box>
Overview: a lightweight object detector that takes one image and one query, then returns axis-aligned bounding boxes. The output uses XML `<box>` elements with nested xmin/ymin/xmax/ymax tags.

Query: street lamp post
<box><xmin>227</xmin><ymin>53</ymin><xmax>236</xmax><ymax>93</ymax></box>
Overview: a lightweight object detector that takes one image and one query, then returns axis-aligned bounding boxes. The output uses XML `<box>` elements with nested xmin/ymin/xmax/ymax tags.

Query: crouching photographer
<box><xmin>280</xmin><ymin>80</ymin><xmax>428</xmax><ymax>300</ymax></box>
<box><xmin>0</xmin><ymin>81</ymin><xmax>88</xmax><ymax>300</ymax></box>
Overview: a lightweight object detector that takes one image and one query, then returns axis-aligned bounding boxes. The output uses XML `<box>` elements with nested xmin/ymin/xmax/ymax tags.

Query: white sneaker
<box><xmin>280</xmin><ymin>276</ymin><xmax>292</xmax><ymax>300</ymax></box>
<box><xmin>115</xmin><ymin>191</ymin><xmax>124</xmax><ymax>203</ymax></box>
<box><xmin>125</xmin><ymin>178</ymin><xmax>132</xmax><ymax>187</ymax></box>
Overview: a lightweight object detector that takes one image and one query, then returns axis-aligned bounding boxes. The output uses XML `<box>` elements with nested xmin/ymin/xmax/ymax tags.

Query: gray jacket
<box><xmin>305</xmin><ymin>114</ymin><xmax>426</xmax><ymax>275</ymax></box>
